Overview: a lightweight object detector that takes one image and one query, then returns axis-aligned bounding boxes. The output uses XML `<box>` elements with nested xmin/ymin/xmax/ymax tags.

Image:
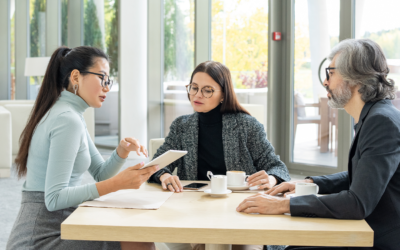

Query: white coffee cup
<box><xmin>295</xmin><ymin>183</ymin><xmax>319</xmax><ymax>196</ymax></box>
<box><xmin>207</xmin><ymin>171</ymin><xmax>227</xmax><ymax>193</ymax></box>
<box><xmin>226</xmin><ymin>171</ymin><xmax>249</xmax><ymax>186</ymax></box>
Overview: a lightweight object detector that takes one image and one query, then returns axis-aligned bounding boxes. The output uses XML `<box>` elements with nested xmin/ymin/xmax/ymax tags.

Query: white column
<box><xmin>119</xmin><ymin>0</ymin><xmax>148</xmax><ymax>159</ymax></box>
<box><xmin>195</xmin><ymin>0</ymin><xmax>211</xmax><ymax>65</ymax></box>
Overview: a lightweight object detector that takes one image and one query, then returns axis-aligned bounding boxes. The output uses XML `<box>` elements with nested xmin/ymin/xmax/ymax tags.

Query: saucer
<box><xmin>227</xmin><ymin>185</ymin><xmax>249</xmax><ymax>191</ymax></box>
<box><xmin>204</xmin><ymin>189</ymin><xmax>232</xmax><ymax>197</ymax></box>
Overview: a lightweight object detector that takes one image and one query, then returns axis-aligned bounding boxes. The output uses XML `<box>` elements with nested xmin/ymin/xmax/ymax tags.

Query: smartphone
<box><xmin>183</xmin><ymin>183</ymin><xmax>208</xmax><ymax>190</ymax></box>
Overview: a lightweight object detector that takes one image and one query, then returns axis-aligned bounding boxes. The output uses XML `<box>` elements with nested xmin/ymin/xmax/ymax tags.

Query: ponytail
<box><xmin>15</xmin><ymin>46</ymin><xmax>108</xmax><ymax>178</ymax></box>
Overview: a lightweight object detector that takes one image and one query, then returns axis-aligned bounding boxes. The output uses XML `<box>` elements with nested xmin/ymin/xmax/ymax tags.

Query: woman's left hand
<box><xmin>117</xmin><ymin>137</ymin><xmax>148</xmax><ymax>159</ymax></box>
<box><xmin>247</xmin><ymin>170</ymin><xmax>277</xmax><ymax>190</ymax></box>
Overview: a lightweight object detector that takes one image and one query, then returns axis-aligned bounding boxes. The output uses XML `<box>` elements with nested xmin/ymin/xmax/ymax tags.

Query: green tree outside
<box><xmin>84</xmin><ymin>0</ymin><xmax>104</xmax><ymax>50</ymax></box>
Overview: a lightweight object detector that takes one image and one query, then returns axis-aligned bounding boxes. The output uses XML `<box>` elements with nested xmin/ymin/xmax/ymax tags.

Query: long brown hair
<box><xmin>189</xmin><ymin>61</ymin><xmax>250</xmax><ymax>115</ymax></box>
<box><xmin>15</xmin><ymin>46</ymin><xmax>108</xmax><ymax>178</ymax></box>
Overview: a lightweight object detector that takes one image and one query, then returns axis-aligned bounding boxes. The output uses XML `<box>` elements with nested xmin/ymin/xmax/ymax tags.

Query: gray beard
<box><xmin>327</xmin><ymin>83</ymin><xmax>352</xmax><ymax>109</ymax></box>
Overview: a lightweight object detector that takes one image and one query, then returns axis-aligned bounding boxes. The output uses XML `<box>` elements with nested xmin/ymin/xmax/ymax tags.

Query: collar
<box><xmin>198</xmin><ymin>104</ymin><xmax>223</xmax><ymax>124</ymax></box>
<box><xmin>59</xmin><ymin>90</ymin><xmax>90</xmax><ymax>115</ymax></box>
<box><xmin>354</xmin><ymin>99</ymin><xmax>391</xmax><ymax>133</ymax></box>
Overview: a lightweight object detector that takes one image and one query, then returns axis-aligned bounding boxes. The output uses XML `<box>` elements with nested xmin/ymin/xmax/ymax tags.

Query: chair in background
<box><xmin>293</xmin><ymin>92</ymin><xmax>321</xmax><ymax>143</ymax></box>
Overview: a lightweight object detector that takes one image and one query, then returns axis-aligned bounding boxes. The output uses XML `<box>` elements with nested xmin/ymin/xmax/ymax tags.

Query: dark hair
<box><xmin>15</xmin><ymin>46</ymin><xmax>109</xmax><ymax>178</ymax></box>
<box><xmin>189</xmin><ymin>61</ymin><xmax>250</xmax><ymax>115</ymax></box>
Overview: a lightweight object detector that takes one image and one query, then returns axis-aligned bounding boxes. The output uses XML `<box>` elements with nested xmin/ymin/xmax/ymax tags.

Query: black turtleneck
<box><xmin>197</xmin><ymin>104</ymin><xmax>226</xmax><ymax>180</ymax></box>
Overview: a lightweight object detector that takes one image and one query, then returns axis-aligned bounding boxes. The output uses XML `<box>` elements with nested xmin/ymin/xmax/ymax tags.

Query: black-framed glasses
<box><xmin>81</xmin><ymin>71</ymin><xmax>113</xmax><ymax>90</ymax></box>
<box><xmin>185</xmin><ymin>84</ymin><xmax>222</xmax><ymax>98</ymax></box>
<box><xmin>325</xmin><ymin>67</ymin><xmax>336</xmax><ymax>81</ymax></box>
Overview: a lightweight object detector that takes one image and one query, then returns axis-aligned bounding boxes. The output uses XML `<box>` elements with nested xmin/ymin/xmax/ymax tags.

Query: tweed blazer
<box><xmin>149</xmin><ymin>112</ymin><xmax>290</xmax><ymax>183</ymax></box>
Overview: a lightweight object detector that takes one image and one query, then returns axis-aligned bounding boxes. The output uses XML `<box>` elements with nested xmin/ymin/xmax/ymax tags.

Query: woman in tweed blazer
<box><xmin>150</xmin><ymin>61</ymin><xmax>289</xmax><ymax>250</ymax></box>
<box><xmin>149</xmin><ymin>61</ymin><xmax>289</xmax><ymax>191</ymax></box>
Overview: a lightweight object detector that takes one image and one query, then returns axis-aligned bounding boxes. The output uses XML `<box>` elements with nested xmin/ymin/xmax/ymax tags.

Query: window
<box><xmin>163</xmin><ymin>0</ymin><xmax>195</xmax><ymax>136</ymax></box>
<box><xmin>29</xmin><ymin>0</ymin><xmax>46</xmax><ymax>99</ymax></box>
<box><xmin>83</xmin><ymin>0</ymin><xmax>120</xmax><ymax>148</ymax></box>
<box><xmin>212</xmin><ymin>0</ymin><xmax>268</xmax><ymax>129</ymax></box>
<box><xmin>291</xmin><ymin>0</ymin><xmax>340</xmax><ymax>167</ymax></box>
<box><xmin>355</xmin><ymin>0</ymin><xmax>400</xmax><ymax>109</ymax></box>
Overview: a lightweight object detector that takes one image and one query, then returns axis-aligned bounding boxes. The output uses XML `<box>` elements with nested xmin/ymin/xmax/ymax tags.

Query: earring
<box><xmin>220</xmin><ymin>100</ymin><xmax>223</xmax><ymax>103</ymax></box>
<box><xmin>73</xmin><ymin>84</ymin><xmax>79</xmax><ymax>95</ymax></box>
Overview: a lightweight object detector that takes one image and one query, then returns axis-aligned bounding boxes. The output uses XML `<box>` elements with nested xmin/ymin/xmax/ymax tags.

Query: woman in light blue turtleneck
<box><xmin>6</xmin><ymin>46</ymin><xmax>158</xmax><ymax>250</ymax></box>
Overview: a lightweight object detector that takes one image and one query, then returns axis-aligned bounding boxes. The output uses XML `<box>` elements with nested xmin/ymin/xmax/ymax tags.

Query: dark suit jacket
<box><xmin>290</xmin><ymin>100</ymin><xmax>400</xmax><ymax>250</ymax></box>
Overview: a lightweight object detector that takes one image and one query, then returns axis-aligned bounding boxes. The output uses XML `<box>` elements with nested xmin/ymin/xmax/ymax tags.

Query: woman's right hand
<box><xmin>97</xmin><ymin>162</ymin><xmax>159</xmax><ymax>196</ymax></box>
<box><xmin>113</xmin><ymin>162</ymin><xmax>159</xmax><ymax>189</ymax></box>
<box><xmin>160</xmin><ymin>173</ymin><xmax>183</xmax><ymax>193</ymax></box>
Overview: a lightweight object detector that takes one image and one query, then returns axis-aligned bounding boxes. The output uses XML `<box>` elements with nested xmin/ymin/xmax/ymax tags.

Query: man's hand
<box><xmin>236</xmin><ymin>193</ymin><xmax>290</xmax><ymax>214</ymax></box>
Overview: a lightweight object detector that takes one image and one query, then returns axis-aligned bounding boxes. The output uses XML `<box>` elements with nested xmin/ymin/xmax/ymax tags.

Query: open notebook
<box><xmin>79</xmin><ymin>190</ymin><xmax>174</xmax><ymax>210</ymax></box>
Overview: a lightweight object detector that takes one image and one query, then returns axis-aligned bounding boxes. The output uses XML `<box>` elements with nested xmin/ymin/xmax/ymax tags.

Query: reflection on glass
<box><xmin>163</xmin><ymin>0</ymin><xmax>195</xmax><ymax>136</ymax></box>
<box><xmin>355</xmin><ymin>0</ymin><xmax>400</xmax><ymax>110</ymax></box>
<box><xmin>292</xmin><ymin>0</ymin><xmax>340</xmax><ymax>167</ymax></box>
<box><xmin>212</xmin><ymin>0</ymin><xmax>268</xmax><ymax>129</ymax></box>
<box><xmin>82</xmin><ymin>0</ymin><xmax>119</xmax><ymax>148</ymax></box>
<box><xmin>29</xmin><ymin>0</ymin><xmax>46</xmax><ymax>99</ymax></box>
<box><xmin>11</xmin><ymin>0</ymin><xmax>15</xmax><ymax>99</ymax></box>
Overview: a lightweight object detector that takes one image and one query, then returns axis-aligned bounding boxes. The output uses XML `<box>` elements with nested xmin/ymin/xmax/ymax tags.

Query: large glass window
<box><xmin>29</xmin><ymin>0</ymin><xmax>46</xmax><ymax>99</ymax></box>
<box><xmin>292</xmin><ymin>0</ymin><xmax>340</xmax><ymax>167</ymax></box>
<box><xmin>212</xmin><ymin>0</ymin><xmax>268</xmax><ymax>130</ymax></box>
<box><xmin>163</xmin><ymin>0</ymin><xmax>195</xmax><ymax>136</ymax></box>
<box><xmin>355</xmin><ymin>0</ymin><xmax>400</xmax><ymax>109</ymax></box>
<box><xmin>83</xmin><ymin>0</ymin><xmax>120</xmax><ymax>148</ymax></box>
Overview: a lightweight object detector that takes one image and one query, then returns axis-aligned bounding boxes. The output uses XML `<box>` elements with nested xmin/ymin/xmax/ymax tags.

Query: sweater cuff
<box><xmin>111</xmin><ymin>149</ymin><xmax>128</xmax><ymax>165</ymax></box>
<box><xmin>270</xmin><ymin>174</ymin><xmax>284</xmax><ymax>185</ymax></box>
<box><xmin>148</xmin><ymin>168</ymin><xmax>172</xmax><ymax>184</ymax></box>
<box><xmin>89</xmin><ymin>183</ymin><xmax>100</xmax><ymax>199</ymax></box>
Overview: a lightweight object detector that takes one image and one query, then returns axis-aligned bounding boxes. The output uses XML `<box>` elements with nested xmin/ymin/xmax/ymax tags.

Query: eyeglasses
<box><xmin>325</xmin><ymin>67</ymin><xmax>336</xmax><ymax>81</ymax></box>
<box><xmin>81</xmin><ymin>71</ymin><xmax>113</xmax><ymax>90</ymax></box>
<box><xmin>185</xmin><ymin>84</ymin><xmax>222</xmax><ymax>98</ymax></box>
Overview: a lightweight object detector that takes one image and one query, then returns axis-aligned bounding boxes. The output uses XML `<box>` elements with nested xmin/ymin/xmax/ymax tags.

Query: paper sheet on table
<box><xmin>79</xmin><ymin>190</ymin><xmax>174</xmax><ymax>209</ymax></box>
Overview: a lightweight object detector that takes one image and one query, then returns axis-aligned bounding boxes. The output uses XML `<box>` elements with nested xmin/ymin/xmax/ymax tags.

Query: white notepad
<box><xmin>79</xmin><ymin>190</ymin><xmax>174</xmax><ymax>210</ymax></box>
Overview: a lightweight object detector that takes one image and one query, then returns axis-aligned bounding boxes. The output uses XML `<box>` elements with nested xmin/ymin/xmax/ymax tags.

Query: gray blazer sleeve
<box><xmin>148</xmin><ymin>118</ymin><xmax>182</xmax><ymax>183</ymax></box>
<box><xmin>246</xmin><ymin>117</ymin><xmax>290</xmax><ymax>182</ymax></box>
<box><xmin>290</xmin><ymin>115</ymin><xmax>400</xmax><ymax>219</ymax></box>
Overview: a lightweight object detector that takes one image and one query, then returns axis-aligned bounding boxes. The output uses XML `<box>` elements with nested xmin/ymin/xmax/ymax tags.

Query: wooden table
<box><xmin>61</xmin><ymin>181</ymin><xmax>373</xmax><ymax>249</ymax></box>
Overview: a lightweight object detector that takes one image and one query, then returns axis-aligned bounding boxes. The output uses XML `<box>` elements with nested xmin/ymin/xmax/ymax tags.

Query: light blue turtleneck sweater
<box><xmin>23</xmin><ymin>90</ymin><xmax>126</xmax><ymax>211</ymax></box>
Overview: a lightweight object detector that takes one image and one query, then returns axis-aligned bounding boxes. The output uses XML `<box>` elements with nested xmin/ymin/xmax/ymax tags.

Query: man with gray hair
<box><xmin>237</xmin><ymin>39</ymin><xmax>400</xmax><ymax>250</ymax></box>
